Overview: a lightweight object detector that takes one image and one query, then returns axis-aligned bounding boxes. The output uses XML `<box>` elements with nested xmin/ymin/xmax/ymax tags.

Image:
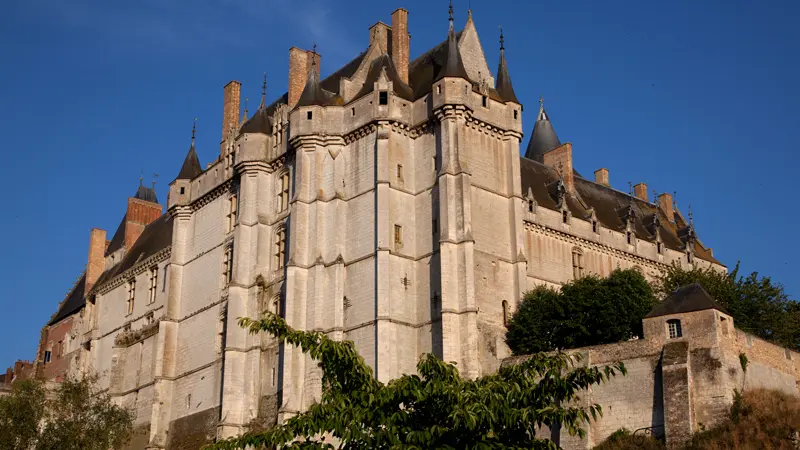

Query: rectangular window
<box><xmin>572</xmin><ymin>251</ymin><xmax>584</xmax><ymax>279</ymax></box>
<box><xmin>668</xmin><ymin>320</ymin><xmax>682</xmax><ymax>339</ymax></box>
<box><xmin>592</xmin><ymin>220</ymin><xmax>598</xmax><ymax>233</ymax></box>
<box><xmin>222</xmin><ymin>246</ymin><xmax>234</xmax><ymax>286</ymax></box>
<box><xmin>275</xmin><ymin>229</ymin><xmax>286</xmax><ymax>270</ymax></box>
<box><xmin>278</xmin><ymin>172</ymin><xmax>290</xmax><ymax>213</ymax></box>
<box><xmin>145</xmin><ymin>312</ymin><xmax>155</xmax><ymax>326</ymax></box>
<box><xmin>148</xmin><ymin>266</ymin><xmax>158</xmax><ymax>304</ymax></box>
<box><xmin>307</xmin><ymin>111</ymin><xmax>313</xmax><ymax>120</ymax></box>
<box><xmin>44</xmin><ymin>351</ymin><xmax>51</xmax><ymax>364</ymax></box>
<box><xmin>180</xmin><ymin>187</ymin><xmax>185</xmax><ymax>195</ymax></box>
<box><xmin>126</xmin><ymin>280</ymin><xmax>135</xmax><ymax>315</ymax></box>
<box><xmin>396</xmin><ymin>164</ymin><xmax>403</xmax><ymax>182</ymax></box>
<box><xmin>57</xmin><ymin>341</ymin><xmax>63</xmax><ymax>358</ymax></box>
<box><xmin>627</xmin><ymin>231</ymin><xmax>632</xmax><ymax>245</ymax></box>
<box><xmin>394</xmin><ymin>225</ymin><xmax>403</xmax><ymax>246</ymax></box>
<box><xmin>481</xmin><ymin>95</ymin><xmax>487</xmax><ymax>107</ymax></box>
<box><xmin>562</xmin><ymin>210</ymin><xmax>568</xmax><ymax>224</ymax></box>
<box><xmin>514</xmin><ymin>110</ymin><xmax>518</xmax><ymax>120</ymax></box>
<box><xmin>657</xmin><ymin>241</ymin><xmax>663</xmax><ymax>254</ymax></box>
<box><xmin>432</xmin><ymin>218</ymin><xmax>437</xmax><ymax>234</ymax></box>
<box><xmin>379</xmin><ymin>91</ymin><xmax>388</xmax><ymax>105</ymax></box>
<box><xmin>351</xmin><ymin>107</ymin><xmax>355</xmax><ymax>116</ymax></box>
<box><xmin>226</xmin><ymin>195</ymin><xmax>237</xmax><ymax>233</ymax></box>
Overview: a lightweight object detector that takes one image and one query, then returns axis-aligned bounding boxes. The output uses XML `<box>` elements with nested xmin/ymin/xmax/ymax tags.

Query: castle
<box><xmin>29</xmin><ymin>5</ymin><xmax>765</xmax><ymax>449</ymax></box>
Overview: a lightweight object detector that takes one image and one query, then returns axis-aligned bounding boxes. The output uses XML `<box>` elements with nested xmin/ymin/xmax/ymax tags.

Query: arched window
<box><xmin>277</xmin><ymin>171</ymin><xmax>290</xmax><ymax>213</ymax></box>
<box><xmin>572</xmin><ymin>247</ymin><xmax>584</xmax><ymax>279</ymax></box>
<box><xmin>502</xmin><ymin>300</ymin><xmax>509</xmax><ymax>326</ymax></box>
<box><xmin>274</xmin><ymin>228</ymin><xmax>286</xmax><ymax>270</ymax></box>
<box><xmin>667</xmin><ymin>319</ymin><xmax>682</xmax><ymax>339</ymax></box>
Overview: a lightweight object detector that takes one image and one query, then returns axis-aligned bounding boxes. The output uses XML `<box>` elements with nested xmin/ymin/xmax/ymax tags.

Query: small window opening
<box><xmin>528</xmin><ymin>200</ymin><xmax>534</xmax><ymax>213</ymax></box>
<box><xmin>482</xmin><ymin>96</ymin><xmax>487</xmax><ymax>107</ymax></box>
<box><xmin>351</xmin><ymin>107</ymin><xmax>355</xmax><ymax>116</ymax></box>
<box><xmin>657</xmin><ymin>241</ymin><xmax>663</xmax><ymax>254</ymax></box>
<box><xmin>306</xmin><ymin>111</ymin><xmax>313</xmax><ymax>120</ymax></box>
<box><xmin>432</xmin><ymin>156</ymin><xmax>437</xmax><ymax>173</ymax></box>
<box><xmin>187</xmin><ymin>394</ymin><xmax>192</xmax><ymax>409</ymax></box>
<box><xmin>514</xmin><ymin>110</ymin><xmax>518</xmax><ymax>120</ymax></box>
<box><xmin>432</xmin><ymin>218</ymin><xmax>437</xmax><ymax>234</ymax></box>
<box><xmin>562</xmin><ymin>210</ymin><xmax>568</xmax><ymax>223</ymax></box>
<box><xmin>667</xmin><ymin>319</ymin><xmax>682</xmax><ymax>339</ymax></box>
<box><xmin>379</xmin><ymin>91</ymin><xmax>388</xmax><ymax>105</ymax></box>
<box><xmin>437</xmin><ymin>85</ymin><xmax>442</xmax><ymax>94</ymax></box>
<box><xmin>720</xmin><ymin>316</ymin><xmax>729</xmax><ymax>337</ymax></box>
<box><xmin>44</xmin><ymin>351</ymin><xmax>51</xmax><ymax>364</ymax></box>
<box><xmin>272</xmin><ymin>367</ymin><xmax>277</xmax><ymax>386</ymax></box>
<box><xmin>502</xmin><ymin>300</ymin><xmax>509</xmax><ymax>326</ymax></box>
<box><xmin>572</xmin><ymin>249</ymin><xmax>584</xmax><ymax>279</ymax></box>
<box><xmin>687</xmin><ymin>252</ymin><xmax>693</xmax><ymax>263</ymax></box>
<box><xmin>396</xmin><ymin>164</ymin><xmax>403</xmax><ymax>182</ymax></box>
<box><xmin>592</xmin><ymin>220</ymin><xmax>598</xmax><ymax>233</ymax></box>
<box><xmin>180</xmin><ymin>187</ymin><xmax>185</xmax><ymax>195</ymax></box>
<box><xmin>394</xmin><ymin>224</ymin><xmax>403</xmax><ymax>246</ymax></box>
<box><xmin>627</xmin><ymin>231</ymin><xmax>632</xmax><ymax>244</ymax></box>
<box><xmin>275</xmin><ymin>229</ymin><xmax>286</xmax><ymax>270</ymax></box>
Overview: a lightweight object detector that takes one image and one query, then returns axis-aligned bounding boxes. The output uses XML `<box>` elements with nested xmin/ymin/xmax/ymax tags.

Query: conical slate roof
<box><xmin>176</xmin><ymin>143</ymin><xmax>202</xmax><ymax>180</ymax></box>
<box><xmin>495</xmin><ymin>33</ymin><xmax>518</xmax><ymax>103</ymax></box>
<box><xmin>296</xmin><ymin>57</ymin><xmax>338</xmax><ymax>108</ymax></box>
<box><xmin>524</xmin><ymin>103</ymin><xmax>561</xmax><ymax>162</ymax></box>
<box><xmin>435</xmin><ymin>8</ymin><xmax>469</xmax><ymax>82</ymax></box>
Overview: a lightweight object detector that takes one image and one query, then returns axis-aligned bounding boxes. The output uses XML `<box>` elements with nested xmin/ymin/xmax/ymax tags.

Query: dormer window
<box><xmin>379</xmin><ymin>91</ymin><xmax>388</xmax><ymax>105</ymax></box>
<box><xmin>307</xmin><ymin>111</ymin><xmax>313</xmax><ymax>120</ymax></box>
<box><xmin>667</xmin><ymin>319</ymin><xmax>683</xmax><ymax>339</ymax></box>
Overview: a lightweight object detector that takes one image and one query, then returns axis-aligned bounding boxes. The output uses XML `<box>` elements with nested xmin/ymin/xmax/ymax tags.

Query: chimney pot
<box><xmin>543</xmin><ymin>143</ymin><xmax>574</xmax><ymax>193</ymax></box>
<box><xmin>221</xmin><ymin>81</ymin><xmax>242</xmax><ymax>144</ymax></box>
<box><xmin>634</xmin><ymin>183</ymin><xmax>649</xmax><ymax>201</ymax></box>
<box><xmin>594</xmin><ymin>168</ymin><xmax>609</xmax><ymax>186</ymax></box>
<box><xmin>391</xmin><ymin>8</ymin><xmax>410</xmax><ymax>84</ymax></box>
<box><xmin>658</xmin><ymin>193</ymin><xmax>674</xmax><ymax>222</ymax></box>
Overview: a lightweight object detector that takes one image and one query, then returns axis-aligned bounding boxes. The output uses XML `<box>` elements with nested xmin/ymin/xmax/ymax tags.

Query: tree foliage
<box><xmin>0</xmin><ymin>375</ymin><xmax>134</xmax><ymax>450</ymax></box>
<box><xmin>654</xmin><ymin>262</ymin><xmax>798</xmax><ymax>351</ymax></box>
<box><xmin>591</xmin><ymin>428</ymin><xmax>664</xmax><ymax>450</ymax></box>
<box><xmin>506</xmin><ymin>269</ymin><xmax>657</xmax><ymax>354</ymax></box>
<box><xmin>206</xmin><ymin>313</ymin><xmax>626</xmax><ymax>450</ymax></box>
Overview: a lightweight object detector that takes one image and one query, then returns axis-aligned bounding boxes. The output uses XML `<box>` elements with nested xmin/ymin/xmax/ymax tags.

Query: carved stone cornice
<box><xmin>94</xmin><ymin>247</ymin><xmax>172</xmax><ymax>295</ymax></box>
<box><xmin>192</xmin><ymin>179</ymin><xmax>234</xmax><ymax>211</ymax></box>
<box><xmin>289</xmin><ymin>134</ymin><xmax>346</xmax><ymax>149</ymax></box>
<box><xmin>434</xmin><ymin>104</ymin><xmax>472</xmax><ymax>121</ymax></box>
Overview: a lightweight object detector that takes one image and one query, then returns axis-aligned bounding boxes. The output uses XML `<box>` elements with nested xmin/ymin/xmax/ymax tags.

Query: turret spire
<box><xmin>436</xmin><ymin>0</ymin><xmax>469</xmax><ymax>81</ymax></box>
<box><xmin>242</xmin><ymin>98</ymin><xmax>249</xmax><ymax>121</ymax></box>
<box><xmin>260</xmin><ymin>73</ymin><xmax>267</xmax><ymax>108</ymax></box>
<box><xmin>176</xmin><ymin>118</ymin><xmax>203</xmax><ymax>181</ymax></box>
<box><xmin>524</xmin><ymin>96</ymin><xmax>562</xmax><ymax>161</ymax></box>
<box><xmin>495</xmin><ymin>26</ymin><xmax>519</xmax><ymax>103</ymax></box>
<box><xmin>191</xmin><ymin>117</ymin><xmax>196</xmax><ymax>147</ymax></box>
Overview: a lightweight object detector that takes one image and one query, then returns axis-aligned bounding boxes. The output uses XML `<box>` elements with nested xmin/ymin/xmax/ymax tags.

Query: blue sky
<box><xmin>0</xmin><ymin>0</ymin><xmax>798</xmax><ymax>367</ymax></box>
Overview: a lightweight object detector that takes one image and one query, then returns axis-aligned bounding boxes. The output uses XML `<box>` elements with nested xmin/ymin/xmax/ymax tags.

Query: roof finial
<box><xmin>243</xmin><ymin>97</ymin><xmax>249</xmax><ymax>121</ymax></box>
<box><xmin>260</xmin><ymin>72</ymin><xmax>267</xmax><ymax>107</ymax></box>
<box><xmin>152</xmin><ymin>173</ymin><xmax>159</xmax><ymax>190</ymax></box>
<box><xmin>449</xmin><ymin>0</ymin><xmax>454</xmax><ymax>23</ymax></box>
<box><xmin>499</xmin><ymin>26</ymin><xmax>505</xmax><ymax>51</ymax></box>
<box><xmin>628</xmin><ymin>181</ymin><xmax>633</xmax><ymax>195</ymax></box>
<box><xmin>191</xmin><ymin>117</ymin><xmax>197</xmax><ymax>146</ymax></box>
<box><xmin>688</xmin><ymin>205</ymin><xmax>694</xmax><ymax>226</ymax></box>
<box><xmin>673</xmin><ymin>191</ymin><xmax>677</xmax><ymax>209</ymax></box>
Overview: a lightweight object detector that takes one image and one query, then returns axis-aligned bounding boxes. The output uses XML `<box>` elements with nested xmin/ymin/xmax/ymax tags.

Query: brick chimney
<box><xmin>86</xmin><ymin>228</ymin><xmax>107</xmax><ymax>292</ymax></box>
<box><xmin>125</xmin><ymin>198</ymin><xmax>162</xmax><ymax>249</ymax></box>
<box><xmin>391</xmin><ymin>8</ymin><xmax>410</xmax><ymax>84</ymax></box>
<box><xmin>634</xmin><ymin>183</ymin><xmax>648</xmax><ymax>202</ymax></box>
<box><xmin>543</xmin><ymin>143</ymin><xmax>574</xmax><ymax>192</ymax></box>
<box><xmin>221</xmin><ymin>81</ymin><xmax>242</xmax><ymax>144</ymax></box>
<box><xmin>288</xmin><ymin>47</ymin><xmax>321</xmax><ymax>108</ymax></box>
<box><xmin>369</xmin><ymin>22</ymin><xmax>391</xmax><ymax>53</ymax></box>
<box><xmin>594</xmin><ymin>168</ymin><xmax>609</xmax><ymax>186</ymax></box>
<box><xmin>658</xmin><ymin>193</ymin><xmax>674</xmax><ymax>222</ymax></box>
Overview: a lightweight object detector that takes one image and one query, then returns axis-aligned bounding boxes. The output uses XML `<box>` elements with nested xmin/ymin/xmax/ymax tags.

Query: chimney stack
<box><xmin>634</xmin><ymin>183</ymin><xmax>648</xmax><ymax>202</ymax></box>
<box><xmin>594</xmin><ymin>168</ymin><xmax>609</xmax><ymax>186</ymax></box>
<box><xmin>221</xmin><ymin>81</ymin><xmax>242</xmax><ymax>143</ymax></box>
<box><xmin>543</xmin><ymin>143</ymin><xmax>574</xmax><ymax>193</ymax></box>
<box><xmin>86</xmin><ymin>228</ymin><xmax>107</xmax><ymax>292</ymax></box>
<box><xmin>658</xmin><ymin>193</ymin><xmax>674</xmax><ymax>222</ymax></box>
<box><xmin>125</xmin><ymin>198</ymin><xmax>162</xmax><ymax>250</ymax></box>
<box><xmin>391</xmin><ymin>8</ymin><xmax>410</xmax><ymax>84</ymax></box>
<box><xmin>288</xmin><ymin>47</ymin><xmax>321</xmax><ymax>108</ymax></box>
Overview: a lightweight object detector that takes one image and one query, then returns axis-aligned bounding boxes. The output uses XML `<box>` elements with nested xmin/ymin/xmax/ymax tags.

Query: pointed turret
<box><xmin>524</xmin><ymin>97</ymin><xmax>562</xmax><ymax>162</ymax></box>
<box><xmin>495</xmin><ymin>28</ymin><xmax>519</xmax><ymax>104</ymax></box>
<box><xmin>435</xmin><ymin>1</ymin><xmax>469</xmax><ymax>82</ymax></box>
<box><xmin>296</xmin><ymin>48</ymin><xmax>336</xmax><ymax>108</ymax></box>
<box><xmin>176</xmin><ymin>119</ymin><xmax>202</xmax><ymax>180</ymax></box>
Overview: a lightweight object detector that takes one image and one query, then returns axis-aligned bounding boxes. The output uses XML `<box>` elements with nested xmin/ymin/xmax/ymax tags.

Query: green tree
<box><xmin>654</xmin><ymin>262</ymin><xmax>798</xmax><ymax>350</ymax></box>
<box><xmin>207</xmin><ymin>313</ymin><xmax>626</xmax><ymax>450</ymax></box>
<box><xmin>506</xmin><ymin>269</ymin><xmax>657</xmax><ymax>355</ymax></box>
<box><xmin>0</xmin><ymin>380</ymin><xmax>46</xmax><ymax>450</ymax></box>
<box><xmin>0</xmin><ymin>375</ymin><xmax>134</xmax><ymax>450</ymax></box>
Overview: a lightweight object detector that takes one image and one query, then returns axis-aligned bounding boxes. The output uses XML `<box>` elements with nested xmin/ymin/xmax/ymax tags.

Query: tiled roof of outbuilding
<box><xmin>645</xmin><ymin>283</ymin><xmax>726</xmax><ymax>318</ymax></box>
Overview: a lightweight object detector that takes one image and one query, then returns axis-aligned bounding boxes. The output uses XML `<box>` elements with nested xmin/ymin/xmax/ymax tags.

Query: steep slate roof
<box><xmin>93</xmin><ymin>214</ymin><xmax>174</xmax><ymax>290</ymax></box>
<box><xmin>48</xmin><ymin>273</ymin><xmax>86</xmax><ymax>326</ymax></box>
<box><xmin>354</xmin><ymin>53</ymin><xmax>414</xmax><ymax>101</ymax></box>
<box><xmin>525</xmin><ymin>105</ymin><xmax>561</xmax><ymax>161</ymax></box>
<box><xmin>645</xmin><ymin>283</ymin><xmax>726</xmax><ymax>318</ymax></box>
<box><xmin>495</xmin><ymin>38</ymin><xmax>518</xmax><ymax>103</ymax></box>
<box><xmin>135</xmin><ymin>184</ymin><xmax>158</xmax><ymax>203</ymax></box>
<box><xmin>105</xmin><ymin>214</ymin><xmax>127</xmax><ymax>256</ymax></box>
<box><xmin>176</xmin><ymin>144</ymin><xmax>202</xmax><ymax>180</ymax></box>
<box><xmin>435</xmin><ymin>15</ymin><xmax>469</xmax><ymax>82</ymax></box>
<box><xmin>296</xmin><ymin>58</ymin><xmax>342</xmax><ymax>108</ymax></box>
<box><xmin>519</xmin><ymin>157</ymin><xmax>720</xmax><ymax>264</ymax></box>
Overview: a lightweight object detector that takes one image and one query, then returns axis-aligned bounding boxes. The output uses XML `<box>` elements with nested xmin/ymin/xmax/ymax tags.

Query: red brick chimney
<box><xmin>634</xmin><ymin>183</ymin><xmax>648</xmax><ymax>202</ymax></box>
<box><xmin>221</xmin><ymin>80</ymin><xmax>242</xmax><ymax>143</ymax></box>
<box><xmin>125</xmin><ymin>197</ymin><xmax>162</xmax><ymax>249</ymax></box>
<box><xmin>543</xmin><ymin>143</ymin><xmax>574</xmax><ymax>193</ymax></box>
<box><xmin>658</xmin><ymin>193</ymin><xmax>674</xmax><ymax>222</ymax></box>
<box><xmin>391</xmin><ymin>8</ymin><xmax>410</xmax><ymax>84</ymax></box>
<box><xmin>288</xmin><ymin>47</ymin><xmax>321</xmax><ymax>108</ymax></box>
<box><xmin>86</xmin><ymin>228</ymin><xmax>106</xmax><ymax>292</ymax></box>
<box><xmin>594</xmin><ymin>168</ymin><xmax>609</xmax><ymax>186</ymax></box>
